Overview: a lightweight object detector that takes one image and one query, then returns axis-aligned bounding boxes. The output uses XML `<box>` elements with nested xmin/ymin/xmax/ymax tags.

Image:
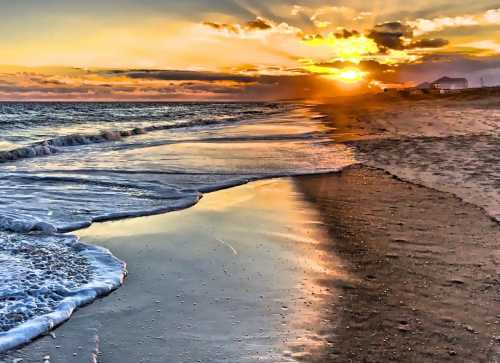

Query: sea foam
<box><xmin>0</xmin><ymin>232</ymin><xmax>125</xmax><ymax>352</ymax></box>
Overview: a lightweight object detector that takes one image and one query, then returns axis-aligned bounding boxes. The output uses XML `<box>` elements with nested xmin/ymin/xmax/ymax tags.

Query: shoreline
<box><xmin>0</xmin><ymin>101</ymin><xmax>356</xmax><ymax>356</ymax></box>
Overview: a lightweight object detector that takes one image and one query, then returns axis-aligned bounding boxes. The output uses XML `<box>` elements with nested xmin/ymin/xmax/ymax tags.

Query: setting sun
<box><xmin>304</xmin><ymin>64</ymin><xmax>368</xmax><ymax>83</ymax></box>
<box><xmin>336</xmin><ymin>69</ymin><xmax>368</xmax><ymax>83</ymax></box>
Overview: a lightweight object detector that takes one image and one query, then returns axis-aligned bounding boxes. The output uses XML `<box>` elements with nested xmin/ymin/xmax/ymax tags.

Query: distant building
<box><xmin>431</xmin><ymin>77</ymin><xmax>469</xmax><ymax>90</ymax></box>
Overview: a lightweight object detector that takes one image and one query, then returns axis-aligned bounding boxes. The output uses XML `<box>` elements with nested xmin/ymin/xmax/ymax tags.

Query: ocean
<box><xmin>0</xmin><ymin>102</ymin><xmax>356</xmax><ymax>351</ymax></box>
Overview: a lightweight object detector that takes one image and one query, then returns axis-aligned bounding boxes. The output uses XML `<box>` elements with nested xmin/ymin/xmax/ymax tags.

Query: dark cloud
<box><xmin>0</xmin><ymin>85</ymin><xmax>95</xmax><ymax>95</ymax></box>
<box><xmin>368</xmin><ymin>21</ymin><xmax>413</xmax><ymax>50</ymax></box>
<box><xmin>245</xmin><ymin>18</ymin><xmax>272</xmax><ymax>31</ymax></box>
<box><xmin>407</xmin><ymin>38</ymin><xmax>449</xmax><ymax>49</ymax></box>
<box><xmin>203</xmin><ymin>17</ymin><xmax>273</xmax><ymax>34</ymax></box>
<box><xmin>28</xmin><ymin>76</ymin><xmax>67</xmax><ymax>86</ymax></box>
<box><xmin>303</xmin><ymin>29</ymin><xmax>360</xmax><ymax>42</ymax></box>
<box><xmin>203</xmin><ymin>21</ymin><xmax>239</xmax><ymax>33</ymax></box>
<box><xmin>334</xmin><ymin>29</ymin><xmax>360</xmax><ymax>39</ymax></box>
<box><xmin>307</xmin><ymin>60</ymin><xmax>392</xmax><ymax>79</ymax></box>
<box><xmin>104</xmin><ymin>69</ymin><xmax>258</xmax><ymax>83</ymax></box>
<box><xmin>303</xmin><ymin>33</ymin><xmax>324</xmax><ymax>41</ymax></box>
<box><xmin>367</xmin><ymin>21</ymin><xmax>449</xmax><ymax>51</ymax></box>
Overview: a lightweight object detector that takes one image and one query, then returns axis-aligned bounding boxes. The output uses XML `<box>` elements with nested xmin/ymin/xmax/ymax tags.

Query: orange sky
<box><xmin>1</xmin><ymin>1</ymin><xmax>500</xmax><ymax>100</ymax></box>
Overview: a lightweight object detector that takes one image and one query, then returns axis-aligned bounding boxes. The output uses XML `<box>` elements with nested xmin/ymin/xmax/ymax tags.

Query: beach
<box><xmin>4</xmin><ymin>164</ymin><xmax>499</xmax><ymax>362</ymax></box>
<box><xmin>1</xmin><ymin>91</ymin><xmax>500</xmax><ymax>362</ymax></box>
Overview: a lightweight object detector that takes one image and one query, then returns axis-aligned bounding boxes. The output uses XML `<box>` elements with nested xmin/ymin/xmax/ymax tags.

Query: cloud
<box><xmin>334</xmin><ymin>28</ymin><xmax>360</xmax><ymax>39</ymax></box>
<box><xmin>407</xmin><ymin>38</ymin><xmax>449</xmax><ymax>49</ymax></box>
<box><xmin>245</xmin><ymin>18</ymin><xmax>272</xmax><ymax>31</ymax></box>
<box><xmin>290</xmin><ymin>5</ymin><xmax>304</xmax><ymax>16</ymax></box>
<box><xmin>409</xmin><ymin>16</ymin><xmax>478</xmax><ymax>36</ymax></box>
<box><xmin>484</xmin><ymin>9</ymin><xmax>500</xmax><ymax>23</ymax></box>
<box><xmin>368</xmin><ymin>21</ymin><xmax>413</xmax><ymax>50</ymax></box>
<box><xmin>203</xmin><ymin>21</ymin><xmax>239</xmax><ymax>34</ymax></box>
<box><xmin>365</xmin><ymin>21</ymin><xmax>449</xmax><ymax>51</ymax></box>
<box><xmin>290</xmin><ymin>5</ymin><xmax>359</xmax><ymax>29</ymax></box>
<box><xmin>310</xmin><ymin>6</ymin><xmax>354</xmax><ymax>28</ymax></box>
<box><xmin>104</xmin><ymin>69</ymin><xmax>258</xmax><ymax>83</ymax></box>
<box><xmin>203</xmin><ymin>17</ymin><xmax>301</xmax><ymax>38</ymax></box>
<box><xmin>354</xmin><ymin>11</ymin><xmax>372</xmax><ymax>22</ymax></box>
<box><xmin>407</xmin><ymin>8</ymin><xmax>500</xmax><ymax>36</ymax></box>
<box><xmin>462</xmin><ymin>40</ymin><xmax>500</xmax><ymax>54</ymax></box>
<box><xmin>309</xmin><ymin>59</ymin><xmax>392</xmax><ymax>75</ymax></box>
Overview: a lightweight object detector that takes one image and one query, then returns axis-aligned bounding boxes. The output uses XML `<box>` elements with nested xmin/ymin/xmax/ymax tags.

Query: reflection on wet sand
<box><xmin>6</xmin><ymin>177</ymin><xmax>349</xmax><ymax>362</ymax></box>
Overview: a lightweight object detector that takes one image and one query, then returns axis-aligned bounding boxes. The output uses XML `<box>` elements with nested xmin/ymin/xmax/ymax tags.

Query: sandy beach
<box><xmin>317</xmin><ymin>92</ymin><xmax>500</xmax><ymax>221</ymax></box>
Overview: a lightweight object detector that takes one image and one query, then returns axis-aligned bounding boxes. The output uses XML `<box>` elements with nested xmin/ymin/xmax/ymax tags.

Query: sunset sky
<box><xmin>1</xmin><ymin>0</ymin><xmax>500</xmax><ymax>100</ymax></box>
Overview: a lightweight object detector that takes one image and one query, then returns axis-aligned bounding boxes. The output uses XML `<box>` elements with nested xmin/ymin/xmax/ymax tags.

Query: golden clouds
<box><xmin>290</xmin><ymin>5</ymin><xmax>372</xmax><ymax>29</ymax></box>
<box><xmin>303</xmin><ymin>34</ymin><xmax>379</xmax><ymax>63</ymax></box>
<box><xmin>0</xmin><ymin>66</ymin><xmax>263</xmax><ymax>100</ymax></box>
<box><xmin>2</xmin><ymin>2</ymin><xmax>500</xmax><ymax>99</ymax></box>
<box><xmin>462</xmin><ymin>40</ymin><xmax>500</xmax><ymax>56</ymax></box>
<box><xmin>202</xmin><ymin>16</ymin><xmax>303</xmax><ymax>40</ymax></box>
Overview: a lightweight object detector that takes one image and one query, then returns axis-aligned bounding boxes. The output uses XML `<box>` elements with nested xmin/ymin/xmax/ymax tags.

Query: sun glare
<box><xmin>304</xmin><ymin>65</ymin><xmax>368</xmax><ymax>83</ymax></box>
<box><xmin>336</xmin><ymin>69</ymin><xmax>367</xmax><ymax>83</ymax></box>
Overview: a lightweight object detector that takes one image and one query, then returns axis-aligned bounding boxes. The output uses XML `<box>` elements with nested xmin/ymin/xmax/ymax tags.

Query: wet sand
<box><xmin>4</xmin><ymin>164</ymin><xmax>500</xmax><ymax>362</ymax></box>
<box><xmin>4</xmin><ymin>177</ymin><xmax>348</xmax><ymax>362</ymax></box>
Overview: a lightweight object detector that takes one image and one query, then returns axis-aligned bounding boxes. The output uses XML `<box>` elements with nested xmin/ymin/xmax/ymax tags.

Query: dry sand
<box><xmin>297</xmin><ymin>166</ymin><xmax>500</xmax><ymax>362</ymax></box>
<box><xmin>317</xmin><ymin>91</ymin><xmax>500</xmax><ymax>221</ymax></box>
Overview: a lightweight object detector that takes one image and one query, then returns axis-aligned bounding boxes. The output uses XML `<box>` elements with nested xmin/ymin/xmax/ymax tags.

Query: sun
<box><xmin>336</xmin><ymin>69</ymin><xmax>367</xmax><ymax>83</ymax></box>
<box><xmin>304</xmin><ymin>64</ymin><xmax>368</xmax><ymax>83</ymax></box>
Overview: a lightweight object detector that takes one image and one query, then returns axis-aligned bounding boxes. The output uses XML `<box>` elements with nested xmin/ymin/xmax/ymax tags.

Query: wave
<box><xmin>0</xmin><ymin>232</ymin><xmax>125</xmax><ymax>352</ymax></box>
<box><xmin>0</xmin><ymin>116</ymin><xmax>242</xmax><ymax>164</ymax></box>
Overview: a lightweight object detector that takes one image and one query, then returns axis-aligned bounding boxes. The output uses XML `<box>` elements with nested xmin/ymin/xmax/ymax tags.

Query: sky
<box><xmin>1</xmin><ymin>0</ymin><xmax>500</xmax><ymax>100</ymax></box>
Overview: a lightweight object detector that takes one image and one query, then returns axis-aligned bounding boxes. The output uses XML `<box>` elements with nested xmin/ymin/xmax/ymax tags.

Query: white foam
<box><xmin>0</xmin><ymin>233</ymin><xmax>125</xmax><ymax>352</ymax></box>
